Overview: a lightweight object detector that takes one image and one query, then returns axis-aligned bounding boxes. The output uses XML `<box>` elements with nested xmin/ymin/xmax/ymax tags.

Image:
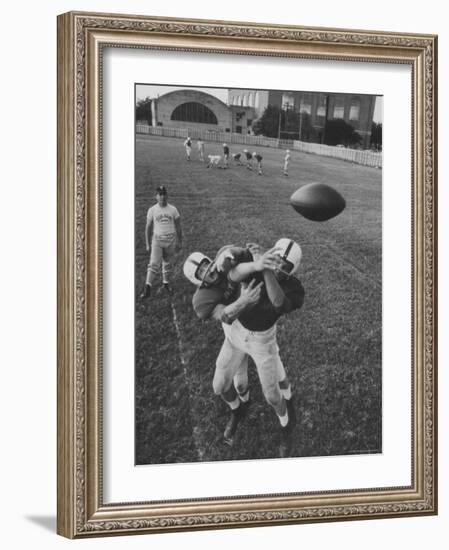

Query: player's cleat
<box><xmin>163</xmin><ymin>283</ymin><xmax>173</xmax><ymax>296</ymax></box>
<box><xmin>279</xmin><ymin>399</ymin><xmax>297</xmax><ymax>458</ymax></box>
<box><xmin>139</xmin><ymin>284</ymin><xmax>151</xmax><ymax>300</ymax></box>
<box><xmin>223</xmin><ymin>403</ymin><xmax>247</xmax><ymax>446</ymax></box>
<box><xmin>279</xmin><ymin>424</ymin><xmax>293</xmax><ymax>458</ymax></box>
<box><xmin>286</xmin><ymin>397</ymin><xmax>297</xmax><ymax>430</ymax></box>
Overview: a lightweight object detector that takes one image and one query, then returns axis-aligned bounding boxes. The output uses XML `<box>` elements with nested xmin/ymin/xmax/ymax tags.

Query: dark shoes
<box><xmin>279</xmin><ymin>398</ymin><xmax>297</xmax><ymax>458</ymax></box>
<box><xmin>139</xmin><ymin>283</ymin><xmax>173</xmax><ymax>299</ymax></box>
<box><xmin>163</xmin><ymin>283</ymin><xmax>173</xmax><ymax>296</ymax></box>
<box><xmin>286</xmin><ymin>397</ymin><xmax>296</xmax><ymax>428</ymax></box>
<box><xmin>139</xmin><ymin>284</ymin><xmax>151</xmax><ymax>300</ymax></box>
<box><xmin>223</xmin><ymin>402</ymin><xmax>248</xmax><ymax>446</ymax></box>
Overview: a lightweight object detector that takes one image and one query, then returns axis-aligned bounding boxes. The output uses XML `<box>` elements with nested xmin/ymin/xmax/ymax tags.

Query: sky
<box><xmin>136</xmin><ymin>84</ymin><xmax>383</xmax><ymax>123</ymax></box>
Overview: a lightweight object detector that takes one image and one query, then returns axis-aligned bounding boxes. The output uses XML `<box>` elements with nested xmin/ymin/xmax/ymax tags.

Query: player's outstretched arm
<box><xmin>228</xmin><ymin>246</ymin><xmax>281</xmax><ymax>282</ymax></box>
<box><xmin>263</xmin><ymin>269</ymin><xmax>289</xmax><ymax>311</ymax></box>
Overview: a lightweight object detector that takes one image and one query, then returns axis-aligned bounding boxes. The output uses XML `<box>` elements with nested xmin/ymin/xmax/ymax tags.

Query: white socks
<box><xmin>228</xmin><ymin>397</ymin><xmax>241</xmax><ymax>410</ymax></box>
<box><xmin>278</xmin><ymin>410</ymin><xmax>289</xmax><ymax>427</ymax></box>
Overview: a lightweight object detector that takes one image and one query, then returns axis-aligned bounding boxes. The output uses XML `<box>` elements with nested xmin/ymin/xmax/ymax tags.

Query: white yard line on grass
<box><xmin>170</xmin><ymin>300</ymin><xmax>205</xmax><ymax>462</ymax></box>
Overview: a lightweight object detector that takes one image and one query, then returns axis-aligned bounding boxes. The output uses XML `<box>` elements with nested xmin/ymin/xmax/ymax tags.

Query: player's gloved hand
<box><xmin>239</xmin><ymin>279</ymin><xmax>263</xmax><ymax>306</ymax></box>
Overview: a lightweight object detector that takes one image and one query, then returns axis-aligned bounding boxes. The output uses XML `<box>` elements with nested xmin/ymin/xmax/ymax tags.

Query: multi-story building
<box><xmin>228</xmin><ymin>89</ymin><xmax>377</xmax><ymax>148</ymax></box>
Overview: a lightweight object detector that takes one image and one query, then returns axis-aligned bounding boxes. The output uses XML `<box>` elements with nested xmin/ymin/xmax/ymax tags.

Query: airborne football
<box><xmin>290</xmin><ymin>183</ymin><xmax>346</xmax><ymax>221</ymax></box>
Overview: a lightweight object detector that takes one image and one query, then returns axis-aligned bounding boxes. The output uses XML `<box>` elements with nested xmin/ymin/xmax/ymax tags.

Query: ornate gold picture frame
<box><xmin>57</xmin><ymin>11</ymin><xmax>437</xmax><ymax>538</ymax></box>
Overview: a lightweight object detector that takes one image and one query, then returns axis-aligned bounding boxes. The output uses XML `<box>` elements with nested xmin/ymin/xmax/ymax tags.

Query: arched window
<box><xmin>255</xmin><ymin>91</ymin><xmax>260</xmax><ymax>109</ymax></box>
<box><xmin>243</xmin><ymin>94</ymin><xmax>248</xmax><ymax>106</ymax></box>
<box><xmin>248</xmin><ymin>93</ymin><xmax>254</xmax><ymax>107</ymax></box>
<box><xmin>171</xmin><ymin>102</ymin><xmax>218</xmax><ymax>124</ymax></box>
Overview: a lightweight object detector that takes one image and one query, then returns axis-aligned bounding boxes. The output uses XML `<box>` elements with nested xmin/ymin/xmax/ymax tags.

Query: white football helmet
<box><xmin>183</xmin><ymin>252</ymin><xmax>213</xmax><ymax>286</ymax></box>
<box><xmin>274</xmin><ymin>238</ymin><xmax>302</xmax><ymax>276</ymax></box>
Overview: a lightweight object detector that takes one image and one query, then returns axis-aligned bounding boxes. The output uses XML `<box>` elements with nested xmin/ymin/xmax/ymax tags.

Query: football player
<box><xmin>183</xmin><ymin>245</ymin><xmax>280</xmax><ymax>444</ymax></box>
<box><xmin>283</xmin><ymin>149</ymin><xmax>291</xmax><ymax>176</ymax></box>
<box><xmin>253</xmin><ymin>151</ymin><xmax>263</xmax><ymax>175</ymax></box>
<box><xmin>140</xmin><ymin>186</ymin><xmax>182</xmax><ymax>298</ymax></box>
<box><xmin>219</xmin><ymin>239</ymin><xmax>305</xmax><ymax>457</ymax></box>
<box><xmin>184</xmin><ymin>136</ymin><xmax>192</xmax><ymax>161</ymax></box>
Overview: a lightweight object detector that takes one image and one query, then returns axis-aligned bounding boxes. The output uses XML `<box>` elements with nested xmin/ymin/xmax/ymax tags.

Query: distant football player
<box><xmin>197</xmin><ymin>139</ymin><xmax>205</xmax><ymax>162</ymax></box>
<box><xmin>223</xmin><ymin>143</ymin><xmax>230</xmax><ymax>169</ymax></box>
<box><xmin>243</xmin><ymin>149</ymin><xmax>253</xmax><ymax>170</ymax></box>
<box><xmin>140</xmin><ymin>186</ymin><xmax>182</xmax><ymax>298</ymax></box>
<box><xmin>283</xmin><ymin>149</ymin><xmax>291</xmax><ymax>176</ymax></box>
<box><xmin>232</xmin><ymin>152</ymin><xmax>244</xmax><ymax>166</ymax></box>
<box><xmin>206</xmin><ymin>154</ymin><xmax>222</xmax><ymax>168</ymax></box>
<box><xmin>184</xmin><ymin>136</ymin><xmax>192</xmax><ymax>161</ymax></box>
<box><xmin>253</xmin><ymin>151</ymin><xmax>263</xmax><ymax>175</ymax></box>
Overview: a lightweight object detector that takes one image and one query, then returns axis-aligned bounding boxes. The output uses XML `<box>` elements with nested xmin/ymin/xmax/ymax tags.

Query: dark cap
<box><xmin>156</xmin><ymin>185</ymin><xmax>167</xmax><ymax>195</ymax></box>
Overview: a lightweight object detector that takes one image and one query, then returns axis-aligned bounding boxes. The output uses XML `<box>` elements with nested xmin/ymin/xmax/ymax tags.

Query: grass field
<box><xmin>135</xmin><ymin>135</ymin><xmax>382</xmax><ymax>465</ymax></box>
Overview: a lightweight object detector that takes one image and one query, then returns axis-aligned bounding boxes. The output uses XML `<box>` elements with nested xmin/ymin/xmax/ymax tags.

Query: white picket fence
<box><xmin>136</xmin><ymin>124</ymin><xmax>382</xmax><ymax>168</ymax></box>
<box><xmin>292</xmin><ymin>140</ymin><xmax>382</xmax><ymax>168</ymax></box>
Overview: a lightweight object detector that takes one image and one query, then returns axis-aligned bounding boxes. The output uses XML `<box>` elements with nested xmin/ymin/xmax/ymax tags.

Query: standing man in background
<box><xmin>283</xmin><ymin>149</ymin><xmax>291</xmax><ymax>176</ymax></box>
<box><xmin>184</xmin><ymin>136</ymin><xmax>192</xmax><ymax>161</ymax></box>
<box><xmin>253</xmin><ymin>151</ymin><xmax>263</xmax><ymax>175</ymax></box>
<box><xmin>223</xmin><ymin>143</ymin><xmax>230</xmax><ymax>168</ymax></box>
<box><xmin>140</xmin><ymin>186</ymin><xmax>182</xmax><ymax>299</ymax></box>
<box><xmin>197</xmin><ymin>138</ymin><xmax>205</xmax><ymax>162</ymax></box>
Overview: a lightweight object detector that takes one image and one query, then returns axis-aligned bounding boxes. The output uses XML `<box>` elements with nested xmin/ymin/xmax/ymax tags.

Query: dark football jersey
<box><xmin>238</xmin><ymin>276</ymin><xmax>305</xmax><ymax>331</ymax></box>
<box><xmin>192</xmin><ymin>279</ymin><xmax>239</xmax><ymax>320</ymax></box>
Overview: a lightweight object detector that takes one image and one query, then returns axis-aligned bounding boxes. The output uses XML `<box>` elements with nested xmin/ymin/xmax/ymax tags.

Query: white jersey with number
<box><xmin>147</xmin><ymin>203</ymin><xmax>180</xmax><ymax>240</ymax></box>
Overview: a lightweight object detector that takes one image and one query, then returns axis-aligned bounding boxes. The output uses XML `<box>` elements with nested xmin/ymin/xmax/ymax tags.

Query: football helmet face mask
<box><xmin>183</xmin><ymin>252</ymin><xmax>218</xmax><ymax>286</ymax></box>
<box><xmin>274</xmin><ymin>238</ymin><xmax>302</xmax><ymax>279</ymax></box>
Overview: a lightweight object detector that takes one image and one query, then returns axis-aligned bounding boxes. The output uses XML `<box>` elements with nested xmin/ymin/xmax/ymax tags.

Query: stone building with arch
<box><xmin>150</xmin><ymin>89</ymin><xmax>255</xmax><ymax>135</ymax></box>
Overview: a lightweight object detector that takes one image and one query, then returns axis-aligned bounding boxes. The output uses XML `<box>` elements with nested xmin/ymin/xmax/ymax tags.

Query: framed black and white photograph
<box><xmin>57</xmin><ymin>11</ymin><xmax>437</xmax><ymax>539</ymax></box>
<box><xmin>134</xmin><ymin>83</ymin><xmax>382</xmax><ymax>466</ymax></box>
